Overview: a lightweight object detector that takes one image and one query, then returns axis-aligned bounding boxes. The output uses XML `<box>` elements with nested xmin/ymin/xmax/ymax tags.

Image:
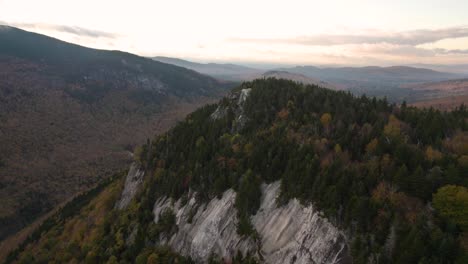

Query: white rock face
<box><xmin>115</xmin><ymin>163</ymin><xmax>145</xmax><ymax>209</ymax></box>
<box><xmin>253</xmin><ymin>182</ymin><xmax>349</xmax><ymax>264</ymax></box>
<box><xmin>210</xmin><ymin>88</ymin><xmax>251</xmax><ymax>123</ymax></box>
<box><xmin>152</xmin><ymin>181</ymin><xmax>351</xmax><ymax>263</ymax></box>
<box><xmin>233</xmin><ymin>88</ymin><xmax>251</xmax><ymax>132</ymax></box>
<box><xmin>153</xmin><ymin>190</ymin><xmax>255</xmax><ymax>262</ymax></box>
<box><xmin>238</xmin><ymin>88</ymin><xmax>252</xmax><ymax>106</ymax></box>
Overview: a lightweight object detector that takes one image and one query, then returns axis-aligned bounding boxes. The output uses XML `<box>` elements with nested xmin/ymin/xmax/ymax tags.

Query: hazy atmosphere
<box><xmin>1</xmin><ymin>0</ymin><xmax>468</xmax><ymax>65</ymax></box>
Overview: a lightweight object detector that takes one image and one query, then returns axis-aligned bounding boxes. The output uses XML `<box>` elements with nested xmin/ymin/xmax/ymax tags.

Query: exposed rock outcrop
<box><xmin>115</xmin><ymin>163</ymin><xmax>145</xmax><ymax>209</ymax></box>
<box><xmin>210</xmin><ymin>88</ymin><xmax>252</xmax><ymax>131</ymax></box>
<box><xmin>152</xmin><ymin>181</ymin><xmax>351</xmax><ymax>263</ymax></box>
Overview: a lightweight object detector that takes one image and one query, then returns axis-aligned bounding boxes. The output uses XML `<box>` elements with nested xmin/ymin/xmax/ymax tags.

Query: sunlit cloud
<box><xmin>230</xmin><ymin>27</ymin><xmax>468</xmax><ymax>46</ymax></box>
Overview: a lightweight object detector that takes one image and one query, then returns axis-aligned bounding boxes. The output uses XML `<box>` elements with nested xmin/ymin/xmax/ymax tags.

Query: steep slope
<box><xmin>8</xmin><ymin>79</ymin><xmax>468</xmax><ymax>263</ymax></box>
<box><xmin>153</xmin><ymin>56</ymin><xmax>263</xmax><ymax>81</ymax></box>
<box><xmin>0</xmin><ymin>26</ymin><xmax>231</xmax><ymax>242</ymax></box>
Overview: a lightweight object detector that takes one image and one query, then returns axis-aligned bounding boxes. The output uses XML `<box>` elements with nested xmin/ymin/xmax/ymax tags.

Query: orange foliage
<box><xmin>371</xmin><ymin>181</ymin><xmax>423</xmax><ymax>224</ymax></box>
<box><xmin>444</xmin><ymin>131</ymin><xmax>468</xmax><ymax>155</ymax></box>
<box><xmin>232</xmin><ymin>143</ymin><xmax>241</xmax><ymax>153</ymax></box>
<box><xmin>425</xmin><ymin>146</ymin><xmax>443</xmax><ymax>162</ymax></box>
<box><xmin>366</xmin><ymin>138</ymin><xmax>379</xmax><ymax>155</ymax></box>
<box><xmin>383</xmin><ymin>115</ymin><xmax>402</xmax><ymax>138</ymax></box>
<box><xmin>320</xmin><ymin>113</ymin><xmax>332</xmax><ymax>127</ymax></box>
<box><xmin>277</xmin><ymin>108</ymin><xmax>289</xmax><ymax>120</ymax></box>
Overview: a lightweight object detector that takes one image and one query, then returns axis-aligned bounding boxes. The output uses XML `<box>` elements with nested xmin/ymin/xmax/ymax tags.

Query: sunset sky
<box><xmin>1</xmin><ymin>0</ymin><xmax>468</xmax><ymax>66</ymax></box>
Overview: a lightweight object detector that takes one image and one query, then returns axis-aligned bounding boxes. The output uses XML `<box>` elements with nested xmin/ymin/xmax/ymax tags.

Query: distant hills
<box><xmin>277</xmin><ymin>65</ymin><xmax>458</xmax><ymax>84</ymax></box>
<box><xmin>274</xmin><ymin>65</ymin><xmax>463</xmax><ymax>101</ymax></box>
<box><xmin>407</xmin><ymin>79</ymin><xmax>468</xmax><ymax>109</ymax></box>
<box><xmin>0</xmin><ymin>26</ymin><xmax>230</xmax><ymax>243</ymax></box>
<box><xmin>261</xmin><ymin>70</ymin><xmax>336</xmax><ymax>89</ymax></box>
<box><xmin>153</xmin><ymin>56</ymin><xmax>466</xmax><ymax>102</ymax></box>
<box><xmin>408</xmin><ymin>64</ymin><xmax>468</xmax><ymax>75</ymax></box>
<box><xmin>405</xmin><ymin>78</ymin><xmax>468</xmax><ymax>94</ymax></box>
<box><xmin>153</xmin><ymin>56</ymin><xmax>262</xmax><ymax>81</ymax></box>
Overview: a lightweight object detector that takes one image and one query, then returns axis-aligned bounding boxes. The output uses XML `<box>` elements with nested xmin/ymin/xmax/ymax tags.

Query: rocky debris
<box><xmin>115</xmin><ymin>163</ymin><xmax>145</xmax><ymax>209</ymax></box>
<box><xmin>152</xmin><ymin>181</ymin><xmax>351</xmax><ymax>263</ymax></box>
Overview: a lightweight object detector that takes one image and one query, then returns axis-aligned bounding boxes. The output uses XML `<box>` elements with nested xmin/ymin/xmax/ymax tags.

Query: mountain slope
<box><xmin>404</xmin><ymin>78</ymin><xmax>468</xmax><ymax>106</ymax></box>
<box><xmin>0</xmin><ymin>26</ymin><xmax>231</xmax><ymax>243</ymax></box>
<box><xmin>8</xmin><ymin>79</ymin><xmax>468</xmax><ymax>263</ymax></box>
<box><xmin>153</xmin><ymin>56</ymin><xmax>263</xmax><ymax>81</ymax></box>
<box><xmin>405</xmin><ymin>78</ymin><xmax>468</xmax><ymax>93</ymax></box>
<box><xmin>412</xmin><ymin>95</ymin><xmax>468</xmax><ymax>111</ymax></box>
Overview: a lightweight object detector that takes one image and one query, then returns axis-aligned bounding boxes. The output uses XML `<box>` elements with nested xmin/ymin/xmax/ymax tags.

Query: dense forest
<box><xmin>9</xmin><ymin>78</ymin><xmax>468</xmax><ymax>263</ymax></box>
<box><xmin>0</xmin><ymin>26</ymin><xmax>232</xmax><ymax>244</ymax></box>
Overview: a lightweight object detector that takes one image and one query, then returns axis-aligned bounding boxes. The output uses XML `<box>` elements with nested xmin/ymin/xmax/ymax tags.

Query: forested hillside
<box><xmin>0</xmin><ymin>26</ymin><xmax>231</xmax><ymax>246</ymax></box>
<box><xmin>8</xmin><ymin>79</ymin><xmax>468</xmax><ymax>263</ymax></box>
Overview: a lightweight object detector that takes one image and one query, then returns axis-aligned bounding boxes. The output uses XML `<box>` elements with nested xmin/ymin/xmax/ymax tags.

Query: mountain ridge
<box><xmin>152</xmin><ymin>56</ymin><xmax>262</xmax><ymax>81</ymax></box>
<box><xmin>0</xmin><ymin>26</ymin><xmax>230</xmax><ymax>244</ymax></box>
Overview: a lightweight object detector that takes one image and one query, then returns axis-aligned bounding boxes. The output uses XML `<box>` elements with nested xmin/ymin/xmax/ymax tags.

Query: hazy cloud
<box><xmin>232</xmin><ymin>27</ymin><xmax>468</xmax><ymax>46</ymax></box>
<box><xmin>434</xmin><ymin>48</ymin><xmax>468</xmax><ymax>54</ymax></box>
<box><xmin>1</xmin><ymin>21</ymin><xmax>117</xmax><ymax>38</ymax></box>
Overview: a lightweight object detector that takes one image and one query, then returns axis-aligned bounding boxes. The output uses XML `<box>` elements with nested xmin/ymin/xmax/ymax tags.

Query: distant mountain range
<box><xmin>261</xmin><ymin>70</ymin><xmax>336</xmax><ymax>89</ymax></box>
<box><xmin>153</xmin><ymin>57</ymin><xmax>466</xmax><ymax>102</ymax></box>
<box><xmin>153</xmin><ymin>56</ymin><xmax>262</xmax><ymax>81</ymax></box>
<box><xmin>0</xmin><ymin>26</ymin><xmax>231</xmax><ymax>244</ymax></box>
<box><xmin>277</xmin><ymin>65</ymin><xmax>458</xmax><ymax>85</ymax></box>
<box><xmin>408</xmin><ymin>64</ymin><xmax>468</xmax><ymax>75</ymax></box>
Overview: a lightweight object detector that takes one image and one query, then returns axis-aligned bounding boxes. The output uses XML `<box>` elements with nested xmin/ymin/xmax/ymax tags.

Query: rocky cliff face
<box><xmin>152</xmin><ymin>181</ymin><xmax>351</xmax><ymax>264</ymax></box>
<box><xmin>115</xmin><ymin>163</ymin><xmax>145</xmax><ymax>209</ymax></box>
<box><xmin>211</xmin><ymin>88</ymin><xmax>251</xmax><ymax>132</ymax></box>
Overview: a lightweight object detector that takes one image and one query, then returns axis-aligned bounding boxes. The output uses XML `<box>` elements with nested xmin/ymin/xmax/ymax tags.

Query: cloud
<box><xmin>434</xmin><ymin>48</ymin><xmax>468</xmax><ymax>54</ymax></box>
<box><xmin>1</xmin><ymin>21</ymin><xmax>117</xmax><ymax>38</ymax></box>
<box><xmin>231</xmin><ymin>27</ymin><xmax>468</xmax><ymax>46</ymax></box>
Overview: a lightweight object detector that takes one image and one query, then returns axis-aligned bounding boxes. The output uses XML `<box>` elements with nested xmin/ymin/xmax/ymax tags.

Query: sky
<box><xmin>1</xmin><ymin>0</ymin><xmax>468</xmax><ymax>66</ymax></box>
